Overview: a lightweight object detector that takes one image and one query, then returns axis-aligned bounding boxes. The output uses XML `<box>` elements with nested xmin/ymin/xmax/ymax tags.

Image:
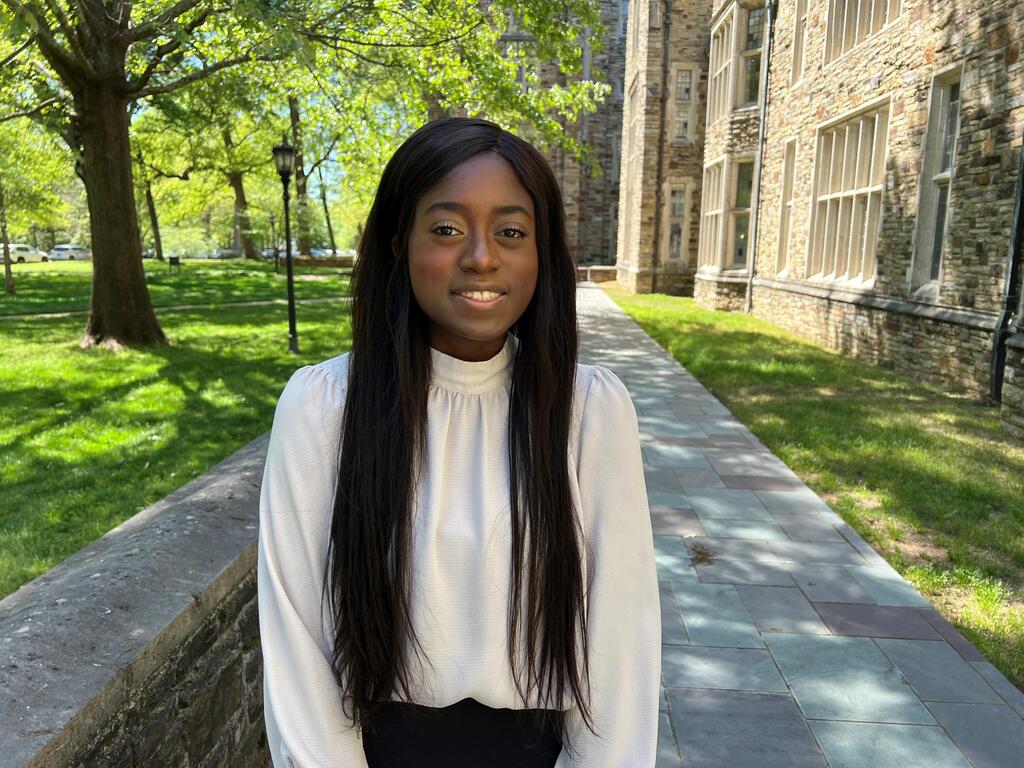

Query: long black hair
<box><xmin>321</xmin><ymin>116</ymin><xmax>594</xmax><ymax>756</ymax></box>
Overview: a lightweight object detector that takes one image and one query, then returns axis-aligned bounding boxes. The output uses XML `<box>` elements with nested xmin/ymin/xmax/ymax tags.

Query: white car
<box><xmin>3</xmin><ymin>243</ymin><xmax>48</xmax><ymax>263</ymax></box>
<box><xmin>50</xmin><ymin>243</ymin><xmax>92</xmax><ymax>261</ymax></box>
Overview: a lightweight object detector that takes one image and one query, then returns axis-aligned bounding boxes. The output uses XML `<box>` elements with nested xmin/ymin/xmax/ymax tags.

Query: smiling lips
<box><xmin>452</xmin><ymin>289</ymin><xmax>507</xmax><ymax>308</ymax></box>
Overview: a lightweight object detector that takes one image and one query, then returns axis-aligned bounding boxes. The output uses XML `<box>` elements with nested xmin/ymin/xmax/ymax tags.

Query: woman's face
<box><xmin>403</xmin><ymin>150</ymin><xmax>539</xmax><ymax>362</ymax></box>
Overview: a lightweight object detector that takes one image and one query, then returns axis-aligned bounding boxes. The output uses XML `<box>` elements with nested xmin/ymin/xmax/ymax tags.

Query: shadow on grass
<box><xmin>0</xmin><ymin>302</ymin><xmax>352</xmax><ymax>599</ymax></box>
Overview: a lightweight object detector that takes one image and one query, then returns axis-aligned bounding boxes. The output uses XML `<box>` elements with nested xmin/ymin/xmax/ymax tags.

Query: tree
<box><xmin>0</xmin><ymin>0</ymin><xmax>609</xmax><ymax>347</ymax></box>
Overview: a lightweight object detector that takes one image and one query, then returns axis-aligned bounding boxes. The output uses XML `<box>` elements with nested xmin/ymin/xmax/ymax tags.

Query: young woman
<box><xmin>257</xmin><ymin>117</ymin><xmax>660</xmax><ymax>767</ymax></box>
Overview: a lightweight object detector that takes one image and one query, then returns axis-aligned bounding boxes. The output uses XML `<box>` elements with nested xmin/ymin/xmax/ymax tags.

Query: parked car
<box><xmin>3</xmin><ymin>243</ymin><xmax>48</xmax><ymax>263</ymax></box>
<box><xmin>212</xmin><ymin>247</ymin><xmax>240</xmax><ymax>260</ymax></box>
<box><xmin>309</xmin><ymin>247</ymin><xmax>337</xmax><ymax>258</ymax></box>
<box><xmin>141</xmin><ymin>248</ymin><xmax>156</xmax><ymax>259</ymax></box>
<box><xmin>260</xmin><ymin>247</ymin><xmax>278</xmax><ymax>260</ymax></box>
<box><xmin>49</xmin><ymin>243</ymin><xmax>92</xmax><ymax>261</ymax></box>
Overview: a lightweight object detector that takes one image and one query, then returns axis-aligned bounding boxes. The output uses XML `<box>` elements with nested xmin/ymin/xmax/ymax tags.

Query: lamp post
<box><xmin>273</xmin><ymin>135</ymin><xmax>299</xmax><ymax>354</ymax></box>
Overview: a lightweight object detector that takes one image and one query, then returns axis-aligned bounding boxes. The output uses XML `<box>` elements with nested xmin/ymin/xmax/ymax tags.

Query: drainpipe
<box><xmin>651</xmin><ymin>0</ymin><xmax>672</xmax><ymax>294</ymax></box>
<box><xmin>990</xmin><ymin>129</ymin><xmax>1024</xmax><ymax>402</ymax></box>
<box><xmin>744</xmin><ymin>0</ymin><xmax>778</xmax><ymax>314</ymax></box>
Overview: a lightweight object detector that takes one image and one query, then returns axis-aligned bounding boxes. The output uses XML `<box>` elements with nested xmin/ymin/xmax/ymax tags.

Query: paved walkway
<box><xmin>576</xmin><ymin>283</ymin><xmax>1024</xmax><ymax>768</ymax></box>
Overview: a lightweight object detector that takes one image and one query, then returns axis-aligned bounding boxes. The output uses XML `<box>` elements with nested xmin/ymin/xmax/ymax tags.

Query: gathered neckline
<box><xmin>429</xmin><ymin>333</ymin><xmax>518</xmax><ymax>394</ymax></box>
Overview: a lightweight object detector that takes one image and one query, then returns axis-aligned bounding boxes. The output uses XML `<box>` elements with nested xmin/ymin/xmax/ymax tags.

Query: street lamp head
<box><xmin>272</xmin><ymin>134</ymin><xmax>296</xmax><ymax>180</ymax></box>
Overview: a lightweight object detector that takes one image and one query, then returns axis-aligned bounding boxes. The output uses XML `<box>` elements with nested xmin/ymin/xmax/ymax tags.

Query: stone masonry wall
<box><xmin>1004</xmin><ymin>332</ymin><xmax>1024</xmax><ymax>438</ymax></box>
<box><xmin>748</xmin><ymin>0</ymin><xmax>1024</xmax><ymax>406</ymax></box>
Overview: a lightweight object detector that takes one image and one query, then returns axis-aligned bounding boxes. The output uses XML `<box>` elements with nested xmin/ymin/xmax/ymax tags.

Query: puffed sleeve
<box><xmin>257</xmin><ymin>361</ymin><xmax>369</xmax><ymax>768</ymax></box>
<box><xmin>556</xmin><ymin>365</ymin><xmax>661</xmax><ymax>768</ymax></box>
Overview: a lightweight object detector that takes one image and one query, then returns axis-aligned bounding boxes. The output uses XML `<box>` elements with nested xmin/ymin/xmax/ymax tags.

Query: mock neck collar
<box><xmin>429</xmin><ymin>333</ymin><xmax>518</xmax><ymax>394</ymax></box>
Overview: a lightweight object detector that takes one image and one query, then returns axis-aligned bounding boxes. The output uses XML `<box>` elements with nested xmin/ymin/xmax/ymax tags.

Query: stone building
<box><xmin>619</xmin><ymin>0</ymin><xmax>1023</xmax><ymax>435</ymax></box>
<box><xmin>617</xmin><ymin>0</ymin><xmax>713</xmax><ymax>293</ymax></box>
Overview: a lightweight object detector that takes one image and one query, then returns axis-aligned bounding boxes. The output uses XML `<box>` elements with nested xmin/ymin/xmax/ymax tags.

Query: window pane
<box><xmin>743</xmin><ymin>54</ymin><xmax>761</xmax><ymax>104</ymax></box>
<box><xmin>669</xmin><ymin>222</ymin><xmax>682</xmax><ymax>260</ymax></box>
<box><xmin>931</xmin><ymin>183</ymin><xmax>948</xmax><ymax>281</ymax></box>
<box><xmin>671</xmin><ymin>189</ymin><xmax>686</xmax><ymax>218</ymax></box>
<box><xmin>941</xmin><ymin>81</ymin><xmax>960</xmax><ymax>172</ymax></box>
<box><xmin>676</xmin><ymin>113</ymin><xmax>689</xmax><ymax>139</ymax></box>
<box><xmin>746</xmin><ymin>8</ymin><xmax>765</xmax><ymax>49</ymax></box>
<box><xmin>735</xmin><ymin>161</ymin><xmax>754</xmax><ymax>208</ymax></box>
<box><xmin>732</xmin><ymin>213</ymin><xmax>750</xmax><ymax>266</ymax></box>
<box><xmin>676</xmin><ymin>69</ymin><xmax>692</xmax><ymax>101</ymax></box>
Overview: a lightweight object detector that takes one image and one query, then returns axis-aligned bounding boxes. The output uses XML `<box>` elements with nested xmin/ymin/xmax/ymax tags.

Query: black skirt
<box><xmin>362</xmin><ymin>697</ymin><xmax>563</xmax><ymax>768</ymax></box>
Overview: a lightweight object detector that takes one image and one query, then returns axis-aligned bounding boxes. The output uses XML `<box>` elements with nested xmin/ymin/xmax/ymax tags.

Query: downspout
<box><xmin>990</xmin><ymin>128</ymin><xmax>1024</xmax><ymax>402</ymax></box>
<box><xmin>744</xmin><ymin>0</ymin><xmax>778</xmax><ymax>314</ymax></box>
<box><xmin>651</xmin><ymin>0</ymin><xmax>672</xmax><ymax>294</ymax></box>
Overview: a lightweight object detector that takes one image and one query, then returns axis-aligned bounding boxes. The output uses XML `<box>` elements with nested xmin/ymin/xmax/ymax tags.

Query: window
<box><xmin>698</xmin><ymin>162</ymin><xmax>724</xmax><ymax>267</ymax></box>
<box><xmin>676</xmin><ymin>68</ymin><xmax>693</xmax><ymax>101</ymax></box>
<box><xmin>650</xmin><ymin>0</ymin><xmax>662</xmax><ymax>28</ymax></box>
<box><xmin>612</xmin><ymin>76</ymin><xmax>623</xmax><ymax>100</ymax></box>
<box><xmin>791</xmin><ymin>0</ymin><xmax>808</xmax><ymax>85</ymax></box>
<box><xmin>671</xmin><ymin>65</ymin><xmax>698</xmax><ymax>141</ymax></box>
<box><xmin>617</xmin><ymin>0</ymin><xmax>628</xmax><ymax>38</ymax></box>
<box><xmin>807</xmin><ymin>102</ymin><xmax>889</xmax><ymax>282</ymax></box>
<box><xmin>913</xmin><ymin>74</ymin><xmax>961</xmax><ymax>289</ymax></box>
<box><xmin>777</xmin><ymin>139</ymin><xmax>797</xmax><ymax>273</ymax></box>
<box><xmin>708</xmin><ymin>13</ymin><xmax>734</xmax><ymax>123</ymax></box>
<box><xmin>611</xmin><ymin>134</ymin><xmax>620</xmax><ymax>182</ymax></box>
<box><xmin>730</xmin><ymin>161</ymin><xmax>754</xmax><ymax>267</ymax></box>
<box><xmin>825</xmin><ymin>0</ymin><xmax>902</xmax><ymax>62</ymax></box>
<box><xmin>738</xmin><ymin>6</ymin><xmax>765</xmax><ymax>106</ymax></box>
<box><xmin>663</xmin><ymin>181</ymin><xmax>692</xmax><ymax>263</ymax></box>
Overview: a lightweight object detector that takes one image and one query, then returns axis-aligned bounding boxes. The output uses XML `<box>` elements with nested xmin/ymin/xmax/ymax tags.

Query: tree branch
<box><xmin>132</xmin><ymin>49</ymin><xmax>285</xmax><ymax>99</ymax></box>
<box><xmin>0</xmin><ymin>96</ymin><xmax>62</xmax><ymax>124</ymax></box>
<box><xmin>306</xmin><ymin>134</ymin><xmax>340</xmax><ymax>176</ymax></box>
<box><xmin>121</xmin><ymin>0</ymin><xmax>205</xmax><ymax>43</ymax></box>
<box><xmin>0</xmin><ymin>35</ymin><xmax>36</xmax><ymax>69</ymax></box>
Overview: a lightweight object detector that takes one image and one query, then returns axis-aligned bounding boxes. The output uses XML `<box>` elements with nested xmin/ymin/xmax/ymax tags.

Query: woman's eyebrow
<box><xmin>423</xmin><ymin>200</ymin><xmax>533</xmax><ymax>220</ymax></box>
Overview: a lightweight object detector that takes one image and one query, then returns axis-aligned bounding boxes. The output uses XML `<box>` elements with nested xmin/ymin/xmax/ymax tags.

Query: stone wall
<box><xmin>1004</xmin><ymin>331</ymin><xmax>1024</xmax><ymax>438</ymax></box>
<box><xmin>695</xmin><ymin>273</ymin><xmax>747</xmax><ymax>311</ymax></box>
<box><xmin>0</xmin><ymin>438</ymin><xmax>271</xmax><ymax>768</ymax></box>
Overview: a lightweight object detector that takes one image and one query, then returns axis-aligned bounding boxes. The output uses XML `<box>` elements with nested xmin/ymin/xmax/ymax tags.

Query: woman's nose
<box><xmin>461</xmin><ymin>231</ymin><xmax>500</xmax><ymax>271</ymax></box>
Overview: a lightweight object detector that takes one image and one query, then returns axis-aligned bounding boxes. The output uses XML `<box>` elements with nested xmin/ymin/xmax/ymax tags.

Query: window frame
<box><xmin>728</xmin><ymin>157</ymin><xmax>756</xmax><ymax>268</ymax></box>
<box><xmin>777</xmin><ymin>138</ymin><xmax>798</xmax><ymax>275</ymax></box>
<box><xmin>661</xmin><ymin>178</ymin><xmax>695</xmax><ymax>265</ymax></box>
<box><xmin>698</xmin><ymin>159</ymin><xmax>727</xmax><ymax>270</ymax></box>
<box><xmin>707</xmin><ymin>7</ymin><xmax>736</xmax><ymax>124</ymax></box>
<box><xmin>804</xmin><ymin>96</ymin><xmax>891</xmax><ymax>286</ymax></box>
<box><xmin>910</xmin><ymin>64</ymin><xmax>964</xmax><ymax>298</ymax></box>
<box><xmin>791</xmin><ymin>0</ymin><xmax>808</xmax><ymax>86</ymax></box>
<box><xmin>737</xmin><ymin>4</ymin><xmax>766</xmax><ymax>109</ymax></box>
<box><xmin>669</xmin><ymin>63</ymin><xmax>699</xmax><ymax>143</ymax></box>
<box><xmin>823</xmin><ymin>0</ymin><xmax>903</xmax><ymax>66</ymax></box>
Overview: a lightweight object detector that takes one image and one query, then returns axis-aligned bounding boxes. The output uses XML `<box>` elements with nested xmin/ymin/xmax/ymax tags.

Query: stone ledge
<box><xmin>753</xmin><ymin>276</ymin><xmax>1001</xmax><ymax>331</ymax></box>
<box><xmin>0</xmin><ymin>433</ymin><xmax>270</xmax><ymax>768</ymax></box>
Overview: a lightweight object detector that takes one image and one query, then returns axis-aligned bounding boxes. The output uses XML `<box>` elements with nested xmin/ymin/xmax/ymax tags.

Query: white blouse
<box><xmin>257</xmin><ymin>332</ymin><xmax>660</xmax><ymax>767</ymax></box>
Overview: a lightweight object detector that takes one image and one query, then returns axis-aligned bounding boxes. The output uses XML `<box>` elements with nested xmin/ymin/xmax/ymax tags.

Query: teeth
<box><xmin>459</xmin><ymin>290</ymin><xmax>502</xmax><ymax>300</ymax></box>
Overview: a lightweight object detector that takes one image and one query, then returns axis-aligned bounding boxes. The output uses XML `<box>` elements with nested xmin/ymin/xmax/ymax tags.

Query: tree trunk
<box><xmin>227</xmin><ymin>171</ymin><xmax>256</xmax><ymax>259</ymax></box>
<box><xmin>144</xmin><ymin>180</ymin><xmax>164</xmax><ymax>261</ymax></box>
<box><xmin>77</xmin><ymin>85</ymin><xmax>165</xmax><ymax>347</ymax></box>
<box><xmin>1</xmin><ymin>180</ymin><xmax>14</xmax><ymax>296</ymax></box>
<box><xmin>318</xmin><ymin>168</ymin><xmax>337</xmax><ymax>255</ymax></box>
<box><xmin>288</xmin><ymin>95</ymin><xmax>312</xmax><ymax>256</ymax></box>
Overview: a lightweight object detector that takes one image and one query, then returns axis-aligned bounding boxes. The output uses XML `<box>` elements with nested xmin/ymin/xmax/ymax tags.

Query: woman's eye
<box><xmin>430</xmin><ymin>224</ymin><xmax>459</xmax><ymax>236</ymax></box>
<box><xmin>500</xmin><ymin>227</ymin><xmax>527</xmax><ymax>239</ymax></box>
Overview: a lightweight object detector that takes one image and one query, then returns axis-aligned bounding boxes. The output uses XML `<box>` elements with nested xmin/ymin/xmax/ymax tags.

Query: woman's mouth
<box><xmin>452</xmin><ymin>290</ymin><xmax>507</xmax><ymax>308</ymax></box>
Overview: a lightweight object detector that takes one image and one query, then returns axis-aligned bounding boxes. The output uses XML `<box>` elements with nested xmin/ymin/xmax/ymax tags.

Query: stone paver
<box><xmin>575</xmin><ymin>284</ymin><xmax>1024</xmax><ymax>768</ymax></box>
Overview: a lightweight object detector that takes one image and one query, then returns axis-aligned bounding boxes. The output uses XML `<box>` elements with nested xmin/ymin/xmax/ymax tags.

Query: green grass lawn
<box><xmin>602</xmin><ymin>282</ymin><xmax>1024</xmax><ymax>692</ymax></box>
<box><xmin>0</xmin><ymin>259</ymin><xmax>350</xmax><ymax>316</ymax></box>
<box><xmin>0</xmin><ymin>301</ymin><xmax>352</xmax><ymax>599</ymax></box>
